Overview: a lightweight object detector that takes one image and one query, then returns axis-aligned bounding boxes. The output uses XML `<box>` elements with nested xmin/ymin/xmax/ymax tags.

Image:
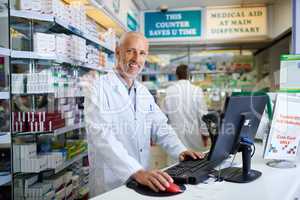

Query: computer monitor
<box><xmin>209</xmin><ymin>95</ymin><xmax>268</xmax><ymax>183</ymax></box>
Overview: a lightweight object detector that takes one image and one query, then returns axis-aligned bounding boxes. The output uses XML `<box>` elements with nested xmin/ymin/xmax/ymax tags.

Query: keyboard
<box><xmin>164</xmin><ymin>159</ymin><xmax>215</xmax><ymax>184</ymax></box>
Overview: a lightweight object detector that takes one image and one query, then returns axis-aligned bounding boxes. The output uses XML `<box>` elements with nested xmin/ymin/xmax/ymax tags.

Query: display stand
<box><xmin>266</xmin><ymin>159</ymin><xmax>296</xmax><ymax>168</ymax></box>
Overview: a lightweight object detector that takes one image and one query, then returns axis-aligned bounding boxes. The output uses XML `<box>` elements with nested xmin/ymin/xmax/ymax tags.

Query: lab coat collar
<box><xmin>108</xmin><ymin>71</ymin><xmax>139</xmax><ymax>114</ymax></box>
<box><xmin>178</xmin><ymin>79</ymin><xmax>190</xmax><ymax>84</ymax></box>
<box><xmin>108</xmin><ymin>71</ymin><xmax>140</xmax><ymax>93</ymax></box>
<box><xmin>115</xmin><ymin>72</ymin><xmax>137</xmax><ymax>93</ymax></box>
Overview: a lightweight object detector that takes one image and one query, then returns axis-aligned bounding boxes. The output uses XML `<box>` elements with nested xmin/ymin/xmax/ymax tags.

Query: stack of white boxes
<box><xmin>69</xmin><ymin>2</ymin><xmax>86</xmax><ymax>31</ymax></box>
<box><xmin>57</xmin><ymin>98</ymin><xmax>77</xmax><ymax>126</ymax></box>
<box><xmin>14</xmin><ymin>171</ymin><xmax>75</xmax><ymax>200</ymax></box>
<box><xmin>11</xmin><ymin>74</ymin><xmax>25</xmax><ymax>94</ymax></box>
<box><xmin>14</xmin><ymin>69</ymin><xmax>81</xmax><ymax>97</ymax></box>
<box><xmin>85</xmin><ymin>17</ymin><xmax>99</xmax><ymax>39</ymax></box>
<box><xmin>13</xmin><ymin>143</ymin><xmax>66</xmax><ymax>173</ymax></box>
<box><xmin>42</xmin><ymin>0</ymin><xmax>70</xmax><ymax>24</ymax></box>
<box><xmin>14</xmin><ymin>174</ymin><xmax>39</xmax><ymax>200</ymax></box>
<box><xmin>41</xmin><ymin>0</ymin><xmax>61</xmax><ymax>15</ymax></box>
<box><xmin>17</xmin><ymin>0</ymin><xmax>42</xmax><ymax>11</ymax></box>
<box><xmin>55</xmin><ymin>34</ymin><xmax>72</xmax><ymax>60</ymax></box>
<box><xmin>33</xmin><ymin>33</ymin><xmax>56</xmax><ymax>55</ymax></box>
<box><xmin>104</xmin><ymin>28</ymin><xmax>116</xmax><ymax>51</ymax></box>
<box><xmin>13</xmin><ymin>143</ymin><xmax>47</xmax><ymax>173</ymax></box>
<box><xmin>86</xmin><ymin>45</ymin><xmax>100</xmax><ymax>67</ymax></box>
<box><xmin>26</xmin><ymin>71</ymin><xmax>55</xmax><ymax>94</ymax></box>
<box><xmin>71</xmin><ymin>35</ymin><xmax>86</xmax><ymax>63</ymax></box>
<box><xmin>40</xmin><ymin>152</ymin><xmax>65</xmax><ymax>169</ymax></box>
<box><xmin>26</xmin><ymin>182</ymin><xmax>54</xmax><ymax>200</ymax></box>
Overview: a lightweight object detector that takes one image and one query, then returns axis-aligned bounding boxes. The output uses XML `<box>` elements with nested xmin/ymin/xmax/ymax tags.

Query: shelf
<box><xmin>0</xmin><ymin>174</ymin><xmax>11</xmax><ymax>186</ymax></box>
<box><xmin>141</xmin><ymin>70</ymin><xmax>230</xmax><ymax>75</ymax></box>
<box><xmin>0</xmin><ymin>132</ymin><xmax>11</xmax><ymax>148</ymax></box>
<box><xmin>10</xmin><ymin>9</ymin><xmax>54</xmax><ymax>22</ymax></box>
<box><xmin>12</xmin><ymin>93</ymin><xmax>84</xmax><ymax>98</ymax></box>
<box><xmin>84</xmin><ymin>65</ymin><xmax>113</xmax><ymax>72</ymax></box>
<box><xmin>190</xmin><ymin>70</ymin><xmax>229</xmax><ymax>74</ymax></box>
<box><xmin>0</xmin><ymin>47</ymin><xmax>10</xmax><ymax>56</ymax></box>
<box><xmin>11</xmin><ymin>50</ymin><xmax>113</xmax><ymax>72</ymax></box>
<box><xmin>53</xmin><ymin>122</ymin><xmax>85</xmax><ymax>137</ymax></box>
<box><xmin>11</xmin><ymin>50</ymin><xmax>57</xmax><ymax>60</ymax></box>
<box><xmin>13</xmin><ymin>122</ymin><xmax>85</xmax><ymax>137</ymax></box>
<box><xmin>10</xmin><ymin>10</ymin><xmax>115</xmax><ymax>53</ymax></box>
<box><xmin>0</xmin><ymin>92</ymin><xmax>9</xmax><ymax>99</ymax></box>
<box><xmin>54</xmin><ymin>151</ymin><xmax>88</xmax><ymax>174</ymax></box>
<box><xmin>84</xmin><ymin>33</ymin><xmax>115</xmax><ymax>53</ymax></box>
<box><xmin>140</xmin><ymin>71</ymin><xmax>173</xmax><ymax>75</ymax></box>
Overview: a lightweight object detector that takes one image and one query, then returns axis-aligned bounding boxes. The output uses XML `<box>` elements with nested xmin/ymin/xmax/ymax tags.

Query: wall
<box><xmin>268</xmin><ymin>0</ymin><xmax>292</xmax><ymax>38</ymax></box>
<box><xmin>0</xmin><ymin>6</ymin><xmax>9</xmax><ymax>48</ymax></box>
<box><xmin>102</xmin><ymin>0</ymin><xmax>139</xmax><ymax>30</ymax></box>
<box><xmin>255</xmin><ymin>34</ymin><xmax>291</xmax><ymax>90</ymax></box>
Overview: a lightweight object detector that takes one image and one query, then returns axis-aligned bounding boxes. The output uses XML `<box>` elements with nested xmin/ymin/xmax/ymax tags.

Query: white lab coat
<box><xmin>84</xmin><ymin>72</ymin><xmax>187</xmax><ymax>197</ymax></box>
<box><xmin>163</xmin><ymin>80</ymin><xmax>209</xmax><ymax>152</ymax></box>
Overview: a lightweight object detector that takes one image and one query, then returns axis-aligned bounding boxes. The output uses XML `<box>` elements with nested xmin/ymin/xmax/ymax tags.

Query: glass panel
<box><xmin>10</xmin><ymin>17</ymin><xmax>32</xmax><ymax>51</ymax></box>
<box><xmin>0</xmin><ymin>0</ymin><xmax>9</xmax><ymax>48</ymax></box>
<box><xmin>0</xmin><ymin>1</ymin><xmax>11</xmax><ymax>199</ymax></box>
<box><xmin>0</xmin><ymin>56</ymin><xmax>9</xmax><ymax>91</ymax></box>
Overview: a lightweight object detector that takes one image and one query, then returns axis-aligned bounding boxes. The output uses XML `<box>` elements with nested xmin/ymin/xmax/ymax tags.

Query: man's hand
<box><xmin>132</xmin><ymin>169</ymin><xmax>173</xmax><ymax>192</ymax></box>
<box><xmin>179</xmin><ymin>150</ymin><xmax>206</xmax><ymax>161</ymax></box>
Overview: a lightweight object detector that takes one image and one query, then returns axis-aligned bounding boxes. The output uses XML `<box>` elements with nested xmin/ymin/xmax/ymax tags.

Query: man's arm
<box><xmin>150</xmin><ymin>103</ymin><xmax>205</xmax><ymax>160</ymax></box>
<box><xmin>84</xmin><ymin>80</ymin><xmax>143</xmax><ymax>184</ymax></box>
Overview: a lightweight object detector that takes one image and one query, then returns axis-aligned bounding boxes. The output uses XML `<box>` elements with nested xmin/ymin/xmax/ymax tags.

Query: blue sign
<box><xmin>127</xmin><ymin>13</ymin><xmax>138</xmax><ymax>31</ymax></box>
<box><xmin>144</xmin><ymin>10</ymin><xmax>202</xmax><ymax>39</ymax></box>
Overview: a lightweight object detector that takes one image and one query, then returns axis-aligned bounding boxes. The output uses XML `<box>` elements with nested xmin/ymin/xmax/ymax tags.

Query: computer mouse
<box><xmin>165</xmin><ymin>182</ymin><xmax>182</xmax><ymax>193</ymax></box>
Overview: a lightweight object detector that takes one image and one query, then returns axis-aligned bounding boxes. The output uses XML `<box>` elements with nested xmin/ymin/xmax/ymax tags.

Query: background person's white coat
<box><xmin>84</xmin><ymin>72</ymin><xmax>187</xmax><ymax>197</ymax></box>
<box><xmin>163</xmin><ymin>80</ymin><xmax>209</xmax><ymax>152</ymax></box>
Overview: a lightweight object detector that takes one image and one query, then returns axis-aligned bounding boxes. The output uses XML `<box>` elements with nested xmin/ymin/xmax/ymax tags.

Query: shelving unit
<box><xmin>0</xmin><ymin>92</ymin><xmax>9</xmax><ymax>99</ymax></box>
<box><xmin>10</xmin><ymin>50</ymin><xmax>113</xmax><ymax>73</ymax></box>
<box><xmin>7</xmin><ymin>0</ymin><xmax>124</xmax><ymax>199</ymax></box>
<box><xmin>0</xmin><ymin>0</ymin><xmax>137</xmax><ymax>198</ymax></box>
<box><xmin>13</xmin><ymin>122</ymin><xmax>85</xmax><ymax>137</ymax></box>
<box><xmin>0</xmin><ymin>47</ymin><xmax>10</xmax><ymax>56</ymax></box>
<box><xmin>10</xmin><ymin>9</ymin><xmax>115</xmax><ymax>54</ymax></box>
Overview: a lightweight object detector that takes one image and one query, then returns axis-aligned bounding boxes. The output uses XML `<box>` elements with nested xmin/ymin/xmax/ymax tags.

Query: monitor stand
<box><xmin>219</xmin><ymin>142</ymin><xmax>262</xmax><ymax>183</ymax></box>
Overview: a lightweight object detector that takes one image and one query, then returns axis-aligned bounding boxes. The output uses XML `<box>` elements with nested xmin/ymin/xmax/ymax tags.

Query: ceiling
<box><xmin>133</xmin><ymin>0</ymin><xmax>278</xmax><ymax>11</ymax></box>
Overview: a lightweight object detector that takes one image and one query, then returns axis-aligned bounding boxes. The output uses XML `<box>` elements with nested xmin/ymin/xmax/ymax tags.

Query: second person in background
<box><xmin>163</xmin><ymin>64</ymin><xmax>210</xmax><ymax>155</ymax></box>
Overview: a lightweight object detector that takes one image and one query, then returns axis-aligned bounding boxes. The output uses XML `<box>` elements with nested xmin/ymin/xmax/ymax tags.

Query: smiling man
<box><xmin>84</xmin><ymin>32</ymin><xmax>204</xmax><ymax>197</ymax></box>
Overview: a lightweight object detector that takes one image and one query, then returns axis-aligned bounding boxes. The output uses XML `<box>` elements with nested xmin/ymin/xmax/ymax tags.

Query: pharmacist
<box><xmin>163</xmin><ymin>64</ymin><xmax>209</xmax><ymax>153</ymax></box>
<box><xmin>84</xmin><ymin>32</ymin><xmax>204</xmax><ymax>197</ymax></box>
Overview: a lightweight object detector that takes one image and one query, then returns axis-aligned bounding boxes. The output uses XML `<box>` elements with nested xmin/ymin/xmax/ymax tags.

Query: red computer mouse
<box><xmin>165</xmin><ymin>183</ymin><xmax>182</xmax><ymax>193</ymax></box>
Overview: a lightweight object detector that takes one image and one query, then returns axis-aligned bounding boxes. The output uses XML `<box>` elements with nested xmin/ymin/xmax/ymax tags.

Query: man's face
<box><xmin>116</xmin><ymin>35</ymin><xmax>149</xmax><ymax>81</ymax></box>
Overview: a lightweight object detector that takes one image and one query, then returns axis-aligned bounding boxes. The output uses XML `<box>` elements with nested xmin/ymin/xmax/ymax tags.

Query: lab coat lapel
<box><xmin>108</xmin><ymin>72</ymin><xmax>136</xmax><ymax>114</ymax></box>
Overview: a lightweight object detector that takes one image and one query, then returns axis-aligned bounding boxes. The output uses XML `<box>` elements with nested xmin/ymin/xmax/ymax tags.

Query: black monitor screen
<box><xmin>208</xmin><ymin>95</ymin><xmax>268</xmax><ymax>163</ymax></box>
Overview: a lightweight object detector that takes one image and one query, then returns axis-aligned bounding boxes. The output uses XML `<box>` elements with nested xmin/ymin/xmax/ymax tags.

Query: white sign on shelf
<box><xmin>263</xmin><ymin>94</ymin><xmax>300</xmax><ymax>161</ymax></box>
<box><xmin>206</xmin><ymin>6</ymin><xmax>267</xmax><ymax>40</ymax></box>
